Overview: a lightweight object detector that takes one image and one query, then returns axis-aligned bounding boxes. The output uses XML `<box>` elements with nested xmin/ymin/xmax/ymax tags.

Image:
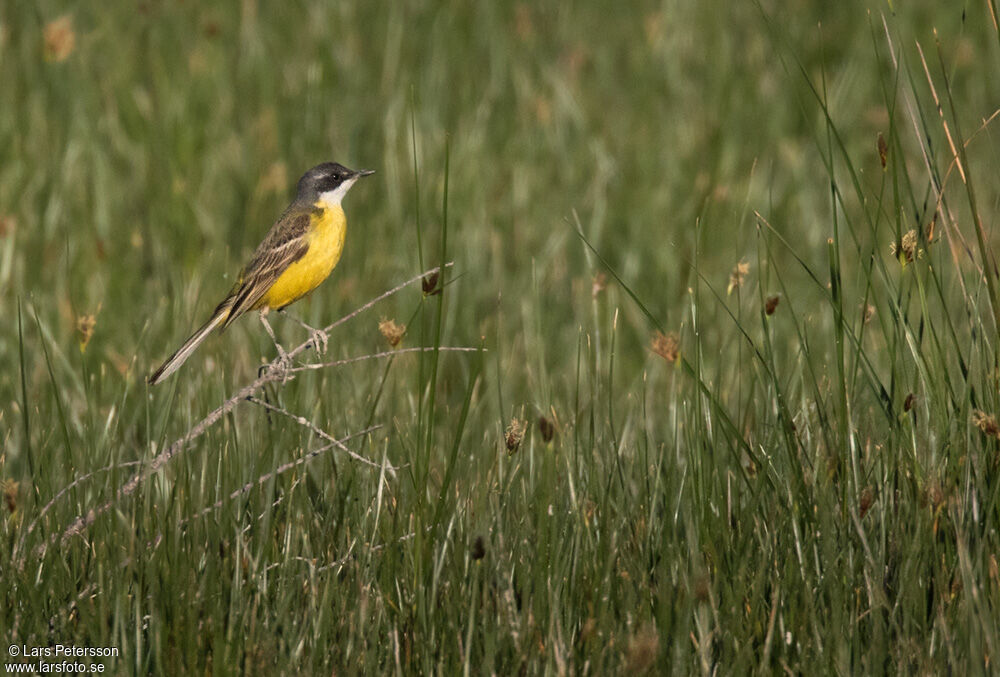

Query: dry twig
<box><xmin>33</xmin><ymin>264</ymin><xmax>458</xmax><ymax>561</ymax></box>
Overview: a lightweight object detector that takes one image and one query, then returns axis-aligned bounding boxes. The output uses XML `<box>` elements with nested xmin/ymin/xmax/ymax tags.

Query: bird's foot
<box><xmin>257</xmin><ymin>341</ymin><xmax>293</xmax><ymax>384</ymax></box>
<box><xmin>309</xmin><ymin>328</ymin><xmax>329</xmax><ymax>355</ymax></box>
<box><xmin>276</xmin><ymin>309</ymin><xmax>328</xmax><ymax>355</ymax></box>
<box><xmin>265</xmin><ymin>351</ymin><xmax>294</xmax><ymax>384</ymax></box>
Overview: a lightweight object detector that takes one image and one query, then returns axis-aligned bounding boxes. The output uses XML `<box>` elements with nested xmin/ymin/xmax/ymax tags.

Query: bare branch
<box><xmin>285</xmin><ymin>262</ymin><xmax>455</xmax><ymax>363</ymax></box>
<box><xmin>289</xmin><ymin>346</ymin><xmax>481</xmax><ymax>373</ymax></box>
<box><xmin>42</xmin><ymin>263</ymin><xmax>455</xmax><ymax>557</ymax></box>
<box><xmin>175</xmin><ymin>426</ymin><xmax>381</xmax><ymax>530</ymax></box>
<box><xmin>246</xmin><ymin>397</ymin><xmax>393</xmax><ymax>472</ymax></box>
<box><xmin>21</xmin><ymin>461</ymin><xmax>143</xmax><ymax>542</ymax></box>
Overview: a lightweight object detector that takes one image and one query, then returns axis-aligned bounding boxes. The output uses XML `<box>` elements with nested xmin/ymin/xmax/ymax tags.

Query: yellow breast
<box><xmin>260</xmin><ymin>204</ymin><xmax>346</xmax><ymax>311</ymax></box>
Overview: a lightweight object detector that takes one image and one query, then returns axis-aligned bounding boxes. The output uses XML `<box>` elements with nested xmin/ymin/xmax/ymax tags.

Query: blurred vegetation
<box><xmin>2</xmin><ymin>0</ymin><xmax>1000</xmax><ymax>673</ymax></box>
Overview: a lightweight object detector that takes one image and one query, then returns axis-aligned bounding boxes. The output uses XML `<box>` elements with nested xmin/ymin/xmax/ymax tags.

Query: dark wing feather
<box><xmin>221</xmin><ymin>211</ymin><xmax>312</xmax><ymax>327</ymax></box>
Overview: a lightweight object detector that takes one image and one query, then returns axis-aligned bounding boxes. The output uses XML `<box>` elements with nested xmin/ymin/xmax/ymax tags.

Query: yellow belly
<box><xmin>259</xmin><ymin>204</ymin><xmax>346</xmax><ymax>310</ymax></box>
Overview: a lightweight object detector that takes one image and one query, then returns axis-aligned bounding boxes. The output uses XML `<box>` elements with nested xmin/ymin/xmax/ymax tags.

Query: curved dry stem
<box><xmin>246</xmin><ymin>397</ymin><xmax>393</xmax><ymax>471</ymax></box>
<box><xmin>34</xmin><ymin>263</ymin><xmax>455</xmax><ymax>562</ymax></box>
<box><xmin>174</xmin><ymin>425</ymin><xmax>381</xmax><ymax>533</ymax></box>
<box><xmin>16</xmin><ymin>460</ymin><xmax>143</xmax><ymax>561</ymax></box>
<box><xmin>289</xmin><ymin>346</ymin><xmax>481</xmax><ymax>373</ymax></box>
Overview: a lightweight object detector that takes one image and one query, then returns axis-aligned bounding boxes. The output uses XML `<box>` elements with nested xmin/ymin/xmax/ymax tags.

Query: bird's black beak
<box><xmin>356</xmin><ymin>169</ymin><xmax>376</xmax><ymax>177</ymax></box>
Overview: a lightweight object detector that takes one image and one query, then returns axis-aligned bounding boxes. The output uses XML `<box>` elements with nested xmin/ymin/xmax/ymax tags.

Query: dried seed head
<box><xmin>470</xmin><ymin>536</ymin><xmax>486</xmax><ymax>561</ymax></box>
<box><xmin>863</xmin><ymin>304</ymin><xmax>876</xmax><ymax>324</ymax></box>
<box><xmin>765</xmin><ymin>295</ymin><xmax>780</xmax><ymax>316</ymax></box>
<box><xmin>650</xmin><ymin>331</ymin><xmax>680</xmax><ymax>363</ymax></box>
<box><xmin>877</xmin><ymin>132</ymin><xmax>888</xmax><ymax>170</ymax></box>
<box><xmin>378</xmin><ymin>318</ymin><xmax>406</xmax><ymax>348</ymax></box>
<box><xmin>591</xmin><ymin>272</ymin><xmax>607</xmax><ymax>298</ymax></box>
<box><xmin>76</xmin><ymin>313</ymin><xmax>97</xmax><ymax>354</ymax></box>
<box><xmin>422</xmin><ymin>271</ymin><xmax>441</xmax><ymax>296</ymax></box>
<box><xmin>859</xmin><ymin>487</ymin><xmax>875</xmax><ymax>519</ymax></box>
<box><xmin>727</xmin><ymin>260</ymin><xmax>750</xmax><ymax>295</ymax></box>
<box><xmin>505</xmin><ymin>418</ymin><xmax>525</xmax><ymax>454</ymax></box>
<box><xmin>538</xmin><ymin>415</ymin><xmax>555</xmax><ymax>443</ymax></box>
<box><xmin>0</xmin><ymin>214</ymin><xmax>15</xmax><ymax>238</ymax></box>
<box><xmin>924</xmin><ymin>481</ymin><xmax>945</xmax><ymax>510</ymax></box>
<box><xmin>972</xmin><ymin>409</ymin><xmax>1000</xmax><ymax>439</ymax></box>
<box><xmin>43</xmin><ymin>15</ymin><xmax>75</xmax><ymax>62</ymax></box>
<box><xmin>902</xmin><ymin>229</ymin><xmax>918</xmax><ymax>258</ymax></box>
<box><xmin>693</xmin><ymin>575</ymin><xmax>711</xmax><ymax>602</ymax></box>
<box><xmin>891</xmin><ymin>229</ymin><xmax>920</xmax><ymax>264</ymax></box>
<box><xmin>903</xmin><ymin>393</ymin><xmax>916</xmax><ymax>412</ymax></box>
<box><xmin>3</xmin><ymin>480</ymin><xmax>18</xmax><ymax>514</ymax></box>
<box><xmin>625</xmin><ymin>624</ymin><xmax>660</xmax><ymax>674</ymax></box>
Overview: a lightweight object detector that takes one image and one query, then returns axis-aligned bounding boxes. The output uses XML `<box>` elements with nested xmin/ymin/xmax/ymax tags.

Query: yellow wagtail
<box><xmin>148</xmin><ymin>162</ymin><xmax>374</xmax><ymax>385</ymax></box>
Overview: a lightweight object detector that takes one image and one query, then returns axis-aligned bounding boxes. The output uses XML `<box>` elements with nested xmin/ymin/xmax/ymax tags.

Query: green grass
<box><xmin>3</xmin><ymin>1</ymin><xmax>1000</xmax><ymax>673</ymax></box>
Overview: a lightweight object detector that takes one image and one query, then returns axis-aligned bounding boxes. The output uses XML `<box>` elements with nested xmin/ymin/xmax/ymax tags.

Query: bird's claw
<box><xmin>310</xmin><ymin>329</ymin><xmax>329</xmax><ymax>355</ymax></box>
<box><xmin>266</xmin><ymin>351</ymin><xmax>294</xmax><ymax>384</ymax></box>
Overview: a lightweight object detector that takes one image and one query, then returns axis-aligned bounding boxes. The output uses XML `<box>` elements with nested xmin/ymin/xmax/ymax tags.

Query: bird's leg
<box><xmin>259</xmin><ymin>310</ymin><xmax>292</xmax><ymax>381</ymax></box>
<box><xmin>277</xmin><ymin>309</ymin><xmax>329</xmax><ymax>355</ymax></box>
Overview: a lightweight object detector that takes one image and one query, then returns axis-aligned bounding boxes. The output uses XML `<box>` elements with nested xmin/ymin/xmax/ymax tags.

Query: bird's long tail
<box><xmin>148</xmin><ymin>308</ymin><xmax>229</xmax><ymax>385</ymax></box>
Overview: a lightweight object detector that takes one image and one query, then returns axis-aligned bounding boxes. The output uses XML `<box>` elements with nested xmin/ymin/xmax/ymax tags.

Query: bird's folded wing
<box><xmin>222</xmin><ymin>211</ymin><xmax>311</xmax><ymax>327</ymax></box>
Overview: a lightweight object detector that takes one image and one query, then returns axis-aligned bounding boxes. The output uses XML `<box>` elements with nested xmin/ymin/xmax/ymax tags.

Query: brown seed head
<box><xmin>76</xmin><ymin>314</ymin><xmax>97</xmax><ymax>354</ymax></box>
<box><xmin>863</xmin><ymin>304</ymin><xmax>876</xmax><ymax>325</ymax></box>
<box><xmin>972</xmin><ymin>409</ymin><xmax>1000</xmax><ymax>439</ymax></box>
<box><xmin>925</xmin><ymin>481</ymin><xmax>945</xmax><ymax>510</ymax></box>
<box><xmin>505</xmin><ymin>418</ymin><xmax>525</xmax><ymax>454</ymax></box>
<box><xmin>378</xmin><ymin>318</ymin><xmax>406</xmax><ymax>348</ymax></box>
<box><xmin>470</xmin><ymin>536</ymin><xmax>486</xmax><ymax>561</ymax></box>
<box><xmin>903</xmin><ymin>393</ymin><xmax>916</xmax><ymax>412</ymax></box>
<box><xmin>0</xmin><ymin>215</ymin><xmax>15</xmax><ymax>238</ymax></box>
<box><xmin>877</xmin><ymin>132</ymin><xmax>888</xmax><ymax>170</ymax></box>
<box><xmin>538</xmin><ymin>415</ymin><xmax>555</xmax><ymax>443</ymax></box>
<box><xmin>891</xmin><ymin>229</ymin><xmax>919</xmax><ymax>264</ymax></box>
<box><xmin>693</xmin><ymin>575</ymin><xmax>711</xmax><ymax>602</ymax></box>
<box><xmin>422</xmin><ymin>271</ymin><xmax>441</xmax><ymax>296</ymax></box>
<box><xmin>43</xmin><ymin>16</ymin><xmax>75</xmax><ymax>62</ymax></box>
<box><xmin>765</xmin><ymin>295</ymin><xmax>780</xmax><ymax>316</ymax></box>
<box><xmin>3</xmin><ymin>480</ymin><xmax>18</xmax><ymax>513</ymax></box>
<box><xmin>859</xmin><ymin>486</ymin><xmax>875</xmax><ymax>519</ymax></box>
<box><xmin>625</xmin><ymin>624</ymin><xmax>660</xmax><ymax>674</ymax></box>
<box><xmin>650</xmin><ymin>331</ymin><xmax>680</xmax><ymax>363</ymax></box>
<box><xmin>591</xmin><ymin>272</ymin><xmax>607</xmax><ymax>298</ymax></box>
<box><xmin>727</xmin><ymin>260</ymin><xmax>750</xmax><ymax>295</ymax></box>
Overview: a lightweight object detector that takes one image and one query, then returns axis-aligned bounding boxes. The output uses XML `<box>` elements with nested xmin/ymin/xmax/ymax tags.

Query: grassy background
<box><xmin>3</xmin><ymin>0</ymin><xmax>1000</xmax><ymax>673</ymax></box>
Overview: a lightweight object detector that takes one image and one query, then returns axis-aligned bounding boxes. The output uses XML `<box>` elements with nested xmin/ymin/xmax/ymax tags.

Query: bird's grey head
<box><xmin>296</xmin><ymin>162</ymin><xmax>375</xmax><ymax>207</ymax></box>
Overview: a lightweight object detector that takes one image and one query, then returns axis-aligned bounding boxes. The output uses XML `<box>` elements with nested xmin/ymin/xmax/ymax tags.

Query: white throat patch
<box><xmin>318</xmin><ymin>177</ymin><xmax>358</xmax><ymax>208</ymax></box>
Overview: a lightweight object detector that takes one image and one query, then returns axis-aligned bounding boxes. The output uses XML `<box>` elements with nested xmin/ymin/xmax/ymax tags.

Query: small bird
<box><xmin>149</xmin><ymin>162</ymin><xmax>374</xmax><ymax>385</ymax></box>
